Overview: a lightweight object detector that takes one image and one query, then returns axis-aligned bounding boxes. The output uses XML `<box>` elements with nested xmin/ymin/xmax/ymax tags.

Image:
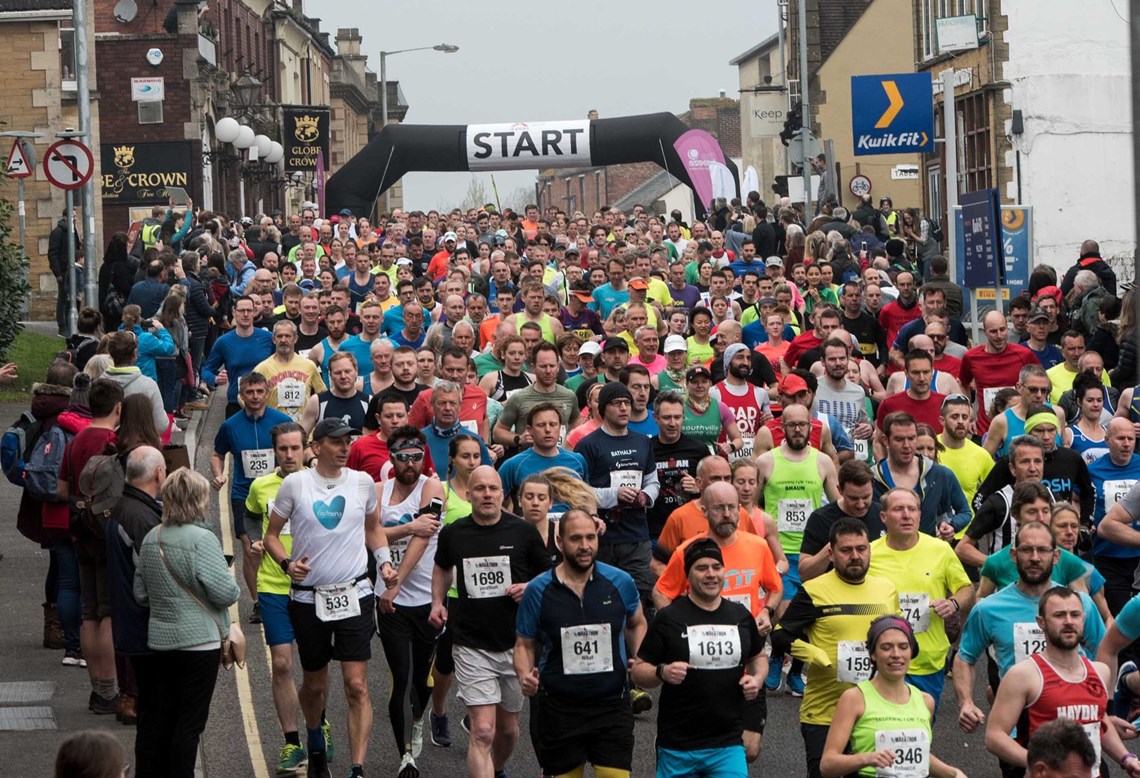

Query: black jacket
<box><xmin>180</xmin><ymin>272</ymin><xmax>214</xmax><ymax>340</ymax></box>
<box><xmin>1061</xmin><ymin>256</ymin><xmax>1117</xmax><ymax>297</ymax></box>
<box><xmin>47</xmin><ymin>219</ymin><xmax>81</xmax><ymax>279</ymax></box>
<box><xmin>105</xmin><ymin>485</ymin><xmax>162</xmax><ymax>656</ymax></box>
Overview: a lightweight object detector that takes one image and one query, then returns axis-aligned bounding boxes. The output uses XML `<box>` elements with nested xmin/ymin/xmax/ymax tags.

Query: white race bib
<box><xmin>1104</xmin><ymin>479</ymin><xmax>1138</xmax><ymax>509</ymax></box>
<box><xmin>390</xmin><ymin>537</ymin><xmax>409</xmax><ymax>569</ymax></box>
<box><xmin>314</xmin><ymin>582</ymin><xmax>362</xmax><ymax>622</ymax></box>
<box><xmin>1013</xmin><ymin>621</ymin><xmax>1046</xmax><ymax>664</ymax></box>
<box><xmin>1082</xmin><ymin>721</ymin><xmax>1102</xmax><ymax>769</ymax></box>
<box><xmin>777</xmin><ymin>498</ymin><xmax>812</xmax><ymax>534</ymax></box>
<box><xmin>460</xmin><ymin>419</ymin><xmax>479</xmax><ymax>435</ymax></box>
<box><xmin>874</xmin><ymin>728</ymin><xmax>931</xmax><ymax>778</ymax></box>
<box><xmin>241</xmin><ymin>448</ymin><xmax>273</xmax><ymax>480</ymax></box>
<box><xmin>854</xmin><ymin>437</ymin><xmax>871</xmax><ymax>462</ymax></box>
<box><xmin>610</xmin><ymin>469</ymin><xmax>641</xmax><ymax>491</ymax></box>
<box><xmin>837</xmin><ymin>640</ymin><xmax>873</xmax><ymax>683</ymax></box>
<box><xmin>298</xmin><ymin>349</ymin><xmax>311</xmax><ymax>360</ymax></box>
<box><xmin>982</xmin><ymin>386</ymin><xmax>1014</xmax><ymax>416</ymax></box>
<box><xmin>725</xmin><ymin>593</ymin><xmax>753</xmax><ymax>611</ymax></box>
<box><xmin>687</xmin><ymin>624</ymin><xmax>742</xmax><ymax>670</ymax></box>
<box><xmin>557</xmin><ymin>424</ymin><xmax>568</xmax><ymax>448</ymax></box>
<box><xmin>731</xmin><ymin>436</ymin><xmax>755</xmax><ymax>462</ymax></box>
<box><xmin>899</xmin><ymin>592</ymin><xmax>931</xmax><ymax>634</ymax></box>
<box><xmin>560</xmin><ymin>624</ymin><xmax>613</xmax><ymax>675</ymax></box>
<box><xmin>278</xmin><ymin>378</ymin><xmax>306</xmax><ymax>408</ymax></box>
<box><xmin>462</xmin><ymin>555</ymin><xmax>511</xmax><ymax>599</ymax></box>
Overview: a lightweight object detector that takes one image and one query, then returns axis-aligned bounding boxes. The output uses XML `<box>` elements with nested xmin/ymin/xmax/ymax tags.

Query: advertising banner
<box><xmin>100</xmin><ymin>141</ymin><xmax>192</xmax><ymax>204</ymax></box>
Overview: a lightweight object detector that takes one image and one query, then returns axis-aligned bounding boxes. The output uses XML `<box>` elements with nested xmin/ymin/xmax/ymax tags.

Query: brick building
<box><xmin>535</xmin><ymin>98</ymin><xmax>741</xmax><ymax>220</ymax></box>
<box><xmin>0</xmin><ymin>0</ymin><xmax>102</xmax><ymax>319</ymax></box>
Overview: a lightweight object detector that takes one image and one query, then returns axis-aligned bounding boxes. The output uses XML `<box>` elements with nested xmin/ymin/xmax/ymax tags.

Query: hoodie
<box><xmin>103</xmin><ymin>367</ymin><xmax>168</xmax><ymax>432</ymax></box>
<box><xmin>41</xmin><ymin>404</ymin><xmax>92</xmax><ymax>533</ymax></box>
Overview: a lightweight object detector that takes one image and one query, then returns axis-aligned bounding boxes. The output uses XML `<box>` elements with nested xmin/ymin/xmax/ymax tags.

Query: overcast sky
<box><xmin>313</xmin><ymin>0</ymin><xmax>777</xmax><ymax>211</ymax></box>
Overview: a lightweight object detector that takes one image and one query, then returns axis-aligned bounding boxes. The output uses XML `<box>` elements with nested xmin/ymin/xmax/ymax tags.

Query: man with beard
<box><xmin>813</xmin><ymin>338</ymin><xmax>873</xmax><ymax>450</ymax></box>
<box><xmin>429</xmin><ymin>466</ymin><xmax>551</xmax><ymax>778</ymax></box>
<box><xmin>769</xmin><ymin>519</ymin><xmax>899</xmax><ymax>778</ymax></box>
<box><xmin>632</xmin><ymin>538</ymin><xmax>765</xmax><ymax>777</ymax></box>
<box><xmin>938</xmin><ymin>394</ymin><xmax>994</xmax><ymax>525</ymax></box>
<box><xmin>756</xmin><ymin>402</ymin><xmax>839</xmax><ymax>696</ymax></box>
<box><xmin>870</xmin><ymin>489</ymin><xmax>973</xmax><ymax>710</ymax></box>
<box><xmin>871</xmin><ymin>411</ymin><xmax>970</xmax><ymax>540</ymax></box>
<box><xmin>838</xmin><ymin>281</ymin><xmax>887</xmax><ymax>369</ymax></box>
<box><xmin>387</xmin><ymin>347</ymin><xmax>427</xmax><ymax>410</ymax></box>
<box><xmin>652</xmin><ymin>481</ymin><xmax>782</xmax><ymax>764</ymax></box>
<box><xmin>647</xmin><ymin>391</ymin><xmax>717</xmax><ymax>545</ymax></box>
<box><xmin>514</xmin><ymin>510</ymin><xmax>647</xmax><ymax>778</ymax></box>
<box><xmin>376</xmin><ymin>426</ymin><xmax>445</xmax><ymax>778</ymax></box>
<box><xmin>798</xmin><ymin>461</ymin><xmax>885</xmax><ymax>581</ymax></box>
<box><xmin>299</xmin><ymin>351</ymin><xmax>369</xmax><ymax>436</ymax></box>
<box><xmin>988</xmin><ymin>586</ymin><xmax>1140</xmax><ymax>777</ymax></box>
<box><xmin>712</xmin><ymin>343</ymin><xmax>773</xmax><ymax>460</ymax></box>
<box><xmin>926</xmin><ymin>320</ymin><xmax>963</xmax><ymax>378</ymax></box>
<box><xmin>955</xmin><ymin>523</ymin><xmax>1106</xmax><ymax>768</ymax></box>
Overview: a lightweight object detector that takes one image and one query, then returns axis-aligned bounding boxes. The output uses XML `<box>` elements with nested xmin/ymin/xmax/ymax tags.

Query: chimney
<box><xmin>336</xmin><ymin>28</ymin><xmax>362</xmax><ymax>56</ymax></box>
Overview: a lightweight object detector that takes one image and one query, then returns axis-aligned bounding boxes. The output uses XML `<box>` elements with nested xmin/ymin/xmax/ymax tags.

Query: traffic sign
<box><xmin>44</xmin><ymin>139</ymin><xmax>93</xmax><ymax>190</ymax></box>
<box><xmin>5</xmin><ymin>139</ymin><xmax>33</xmax><ymax>178</ymax></box>
<box><xmin>849</xmin><ymin>174</ymin><xmax>872</xmax><ymax>197</ymax></box>
<box><xmin>787</xmin><ymin>128</ymin><xmax>821</xmax><ymax>164</ymax></box>
<box><xmin>851</xmin><ymin>73</ymin><xmax>934</xmax><ymax>156</ymax></box>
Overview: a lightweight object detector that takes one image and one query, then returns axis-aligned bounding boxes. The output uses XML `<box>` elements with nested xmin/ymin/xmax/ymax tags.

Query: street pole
<box><xmin>17</xmin><ymin>176</ymin><xmax>28</xmax><ymax>321</ymax></box>
<box><xmin>379</xmin><ymin>50</ymin><xmax>387</xmax><ymax>216</ymax></box>
<box><xmin>778</xmin><ymin>0</ymin><xmax>789</xmax><ymax>176</ymax></box>
<box><xmin>65</xmin><ymin>188</ymin><xmax>77</xmax><ymax>336</ymax></box>
<box><xmin>73</xmin><ymin>0</ymin><xmax>98</xmax><ymax>308</ymax></box>
<box><xmin>798</xmin><ymin>0</ymin><xmax>812</xmax><ymax>217</ymax></box>
<box><xmin>942</xmin><ymin>68</ymin><xmax>967</xmax><ymax>340</ymax></box>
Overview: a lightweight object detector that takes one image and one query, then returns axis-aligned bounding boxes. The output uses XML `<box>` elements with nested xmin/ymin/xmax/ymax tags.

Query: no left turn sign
<box><xmin>44</xmin><ymin>139</ymin><xmax>93</xmax><ymax>190</ymax></box>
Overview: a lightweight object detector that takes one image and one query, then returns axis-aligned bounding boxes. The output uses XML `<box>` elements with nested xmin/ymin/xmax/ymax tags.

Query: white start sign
<box><xmin>467</xmin><ymin>121</ymin><xmax>591</xmax><ymax>171</ymax></box>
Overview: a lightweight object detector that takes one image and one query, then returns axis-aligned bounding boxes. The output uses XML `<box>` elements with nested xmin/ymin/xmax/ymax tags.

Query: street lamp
<box><xmin>378</xmin><ymin>43</ymin><xmax>459</xmax><ymax>211</ymax></box>
<box><xmin>233</xmin><ymin>72</ymin><xmax>262</xmax><ymax>115</ymax></box>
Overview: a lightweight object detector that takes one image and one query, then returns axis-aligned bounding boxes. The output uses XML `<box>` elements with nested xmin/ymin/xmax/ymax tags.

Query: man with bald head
<box><xmin>960</xmin><ymin>310</ymin><xmax>1040</xmax><ymax>434</ymax></box>
<box><xmin>651</xmin><ymin>479</ymin><xmax>782</xmax><ymax>763</ymax></box>
<box><xmin>430</xmin><ymin>464</ymin><xmax>551</xmax><ymax>778</ymax></box>
<box><xmin>425</xmin><ymin>294</ymin><xmax>468</xmax><ymax>352</ymax></box>
<box><xmin>924</xmin><ymin>320</ymin><xmax>963</xmax><ymax>379</ymax></box>
<box><xmin>1061</xmin><ymin>238</ymin><xmax>1117</xmax><ymax>296</ymax></box>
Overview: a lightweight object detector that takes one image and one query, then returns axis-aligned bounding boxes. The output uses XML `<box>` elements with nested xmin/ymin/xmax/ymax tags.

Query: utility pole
<box><xmin>797</xmin><ymin>0</ymin><xmax>812</xmax><ymax>216</ymax></box>
<box><xmin>778</xmin><ymin>0</ymin><xmax>789</xmax><ymax>176</ymax></box>
<box><xmin>73</xmin><ymin>0</ymin><xmax>98</xmax><ymax>308</ymax></box>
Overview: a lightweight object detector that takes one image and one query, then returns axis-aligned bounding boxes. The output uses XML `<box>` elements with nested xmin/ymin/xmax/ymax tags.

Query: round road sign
<box><xmin>849</xmin><ymin>174</ymin><xmax>872</xmax><ymax>198</ymax></box>
<box><xmin>44</xmin><ymin>139</ymin><xmax>94</xmax><ymax>190</ymax></box>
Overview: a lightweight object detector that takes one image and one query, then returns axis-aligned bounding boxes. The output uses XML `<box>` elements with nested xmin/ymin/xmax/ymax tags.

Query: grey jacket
<box><xmin>134</xmin><ymin>521</ymin><xmax>240</xmax><ymax>651</ymax></box>
<box><xmin>103</xmin><ymin>367</ymin><xmax>167</xmax><ymax>431</ymax></box>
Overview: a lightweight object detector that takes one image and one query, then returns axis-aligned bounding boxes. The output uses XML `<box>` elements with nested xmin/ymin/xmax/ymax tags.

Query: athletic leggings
<box><xmin>376</xmin><ymin>603</ymin><xmax>439</xmax><ymax>755</ymax></box>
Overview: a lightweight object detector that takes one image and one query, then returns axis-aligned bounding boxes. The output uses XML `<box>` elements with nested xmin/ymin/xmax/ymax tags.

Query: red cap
<box><xmin>779</xmin><ymin>374</ymin><xmax>809</xmax><ymax>396</ymax></box>
<box><xmin>1034</xmin><ymin>285</ymin><xmax>1063</xmax><ymax>305</ymax></box>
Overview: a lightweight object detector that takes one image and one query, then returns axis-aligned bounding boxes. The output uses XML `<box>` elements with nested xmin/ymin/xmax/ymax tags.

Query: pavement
<box><xmin>0</xmin><ymin>391</ymin><xmax>1006</xmax><ymax>776</ymax></box>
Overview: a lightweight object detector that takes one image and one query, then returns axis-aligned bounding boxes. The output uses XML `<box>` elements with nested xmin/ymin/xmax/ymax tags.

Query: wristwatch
<box><xmin>279</xmin><ymin>557</ymin><xmax>292</xmax><ymax>574</ymax></box>
<box><xmin>656</xmin><ymin>663</ymin><xmax>665</xmax><ymax>681</ymax></box>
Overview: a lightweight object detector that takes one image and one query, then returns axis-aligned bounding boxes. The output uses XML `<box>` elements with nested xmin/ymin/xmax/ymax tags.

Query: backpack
<box><xmin>1</xmin><ymin>412</ymin><xmax>46</xmax><ymax>487</ymax></box>
<box><xmin>926</xmin><ymin>217</ymin><xmax>944</xmax><ymax>244</ymax></box>
<box><xmin>72</xmin><ymin>451</ymin><xmax>125</xmax><ymax>542</ymax></box>
<box><xmin>24</xmin><ymin>423</ymin><xmax>73</xmax><ymax>502</ymax></box>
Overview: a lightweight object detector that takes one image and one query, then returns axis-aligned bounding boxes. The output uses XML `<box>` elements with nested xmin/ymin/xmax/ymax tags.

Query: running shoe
<box><xmin>764</xmin><ymin>659</ymin><xmax>783</xmax><ymax>692</ymax></box>
<box><xmin>249</xmin><ymin>601</ymin><xmax>263</xmax><ymax>624</ymax></box>
<box><xmin>787</xmin><ymin>671</ymin><xmax>805</xmax><ymax>698</ymax></box>
<box><xmin>90</xmin><ymin>693</ymin><xmax>118</xmax><ymax>715</ymax></box>
<box><xmin>322</xmin><ymin>720</ymin><xmax>334</xmax><ymax>763</ymax></box>
<box><xmin>411</xmin><ymin>719</ymin><xmax>424</xmax><ymax>758</ymax></box>
<box><xmin>62</xmin><ymin>650</ymin><xmax>86</xmax><ymax>668</ymax></box>
<box><xmin>429</xmin><ymin>712</ymin><xmax>451</xmax><ymax>747</ymax></box>
<box><xmin>630</xmin><ymin>686</ymin><xmax>653</xmax><ymax>714</ymax></box>
<box><xmin>305</xmin><ymin>750</ymin><xmax>330</xmax><ymax>778</ymax></box>
<box><xmin>276</xmin><ymin>743</ymin><xmax>306</xmax><ymax>774</ymax></box>
<box><xmin>396</xmin><ymin>753</ymin><xmax>419</xmax><ymax>778</ymax></box>
<box><xmin>1115</xmin><ymin>660</ymin><xmax>1139</xmax><ymax>719</ymax></box>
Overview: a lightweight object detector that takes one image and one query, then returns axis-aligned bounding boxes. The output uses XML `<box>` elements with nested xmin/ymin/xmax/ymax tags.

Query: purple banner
<box><xmin>672</xmin><ymin>129</ymin><xmax>726</xmax><ymax>211</ymax></box>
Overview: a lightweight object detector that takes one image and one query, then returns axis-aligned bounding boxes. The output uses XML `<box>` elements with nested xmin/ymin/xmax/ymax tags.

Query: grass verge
<box><xmin>0</xmin><ymin>329</ymin><xmax>64</xmax><ymax>402</ymax></box>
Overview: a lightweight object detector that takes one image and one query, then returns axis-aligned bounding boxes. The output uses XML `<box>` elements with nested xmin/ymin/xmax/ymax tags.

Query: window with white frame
<box><xmin>59</xmin><ymin>25</ymin><xmax>75</xmax><ymax>88</ymax></box>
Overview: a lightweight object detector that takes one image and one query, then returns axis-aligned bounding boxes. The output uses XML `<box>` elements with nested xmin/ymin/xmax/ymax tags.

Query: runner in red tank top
<box><xmin>984</xmin><ymin>586</ymin><xmax>1138</xmax><ymax>777</ymax></box>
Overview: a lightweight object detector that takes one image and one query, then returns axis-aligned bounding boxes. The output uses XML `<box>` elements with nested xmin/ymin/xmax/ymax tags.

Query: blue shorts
<box><xmin>906</xmin><ymin>669</ymin><xmax>946</xmax><ymax>719</ymax></box>
<box><xmin>258</xmin><ymin>592</ymin><xmax>294</xmax><ymax>647</ymax></box>
<box><xmin>781</xmin><ymin>554</ymin><xmax>802</xmax><ymax>603</ymax></box>
<box><xmin>657</xmin><ymin>745</ymin><xmax>746</xmax><ymax>778</ymax></box>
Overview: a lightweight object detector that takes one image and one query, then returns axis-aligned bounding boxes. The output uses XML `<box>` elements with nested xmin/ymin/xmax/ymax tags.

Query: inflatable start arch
<box><xmin>325</xmin><ymin>112</ymin><xmax>740</xmax><ymax>219</ymax></box>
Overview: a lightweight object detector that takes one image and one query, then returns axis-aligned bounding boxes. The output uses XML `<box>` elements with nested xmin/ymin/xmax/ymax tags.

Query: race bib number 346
<box><xmin>874</xmin><ymin>728</ymin><xmax>930</xmax><ymax>778</ymax></box>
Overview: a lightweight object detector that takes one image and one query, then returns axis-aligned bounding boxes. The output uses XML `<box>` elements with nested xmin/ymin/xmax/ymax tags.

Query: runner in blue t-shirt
<box><xmin>200</xmin><ymin>295</ymin><xmax>274</xmax><ymax>416</ymax></box>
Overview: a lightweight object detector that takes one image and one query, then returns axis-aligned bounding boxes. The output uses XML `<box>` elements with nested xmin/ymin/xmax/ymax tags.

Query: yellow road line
<box><xmin>221</xmin><ymin>454</ymin><xmax>271</xmax><ymax>778</ymax></box>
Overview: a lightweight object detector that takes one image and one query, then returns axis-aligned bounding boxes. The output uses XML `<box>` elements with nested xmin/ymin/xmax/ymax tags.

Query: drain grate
<box><xmin>0</xmin><ymin>706</ymin><xmax>56</xmax><ymax>730</ymax></box>
<box><xmin>0</xmin><ymin>681</ymin><xmax>54</xmax><ymax>704</ymax></box>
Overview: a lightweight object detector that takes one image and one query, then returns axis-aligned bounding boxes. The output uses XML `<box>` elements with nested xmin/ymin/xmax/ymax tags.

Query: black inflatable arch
<box><xmin>325</xmin><ymin>112</ymin><xmax>740</xmax><ymax>219</ymax></box>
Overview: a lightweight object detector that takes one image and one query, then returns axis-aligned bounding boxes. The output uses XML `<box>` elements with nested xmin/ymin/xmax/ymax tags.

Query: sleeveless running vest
<box><xmin>1025</xmin><ymin>653</ymin><xmax>1106</xmax><ymax>761</ymax></box>
<box><xmin>317</xmin><ymin>390</ymin><xmax>369</xmax><ymax>432</ymax></box>
<box><xmin>716</xmin><ymin>381</ymin><xmax>765</xmax><ymax>459</ymax></box>
<box><xmin>849</xmin><ymin>681</ymin><xmax>932</xmax><ymax>778</ymax></box>
<box><xmin>288</xmin><ymin>470</ymin><xmax>369</xmax><ymax>597</ymax></box>
<box><xmin>765</xmin><ymin>446</ymin><xmax>823</xmax><ymax>556</ymax></box>
<box><xmin>1069</xmin><ymin>423</ymin><xmax>1110</xmax><ymax>465</ymax></box>
<box><xmin>997</xmin><ymin>407</ymin><xmax>1062</xmax><ymax>459</ymax></box>
<box><xmin>381</xmin><ymin>476</ymin><xmax>434</xmax><ymax>607</ymax></box>
<box><xmin>515</xmin><ymin>312</ymin><xmax>556</xmax><ymax>343</ymax></box>
<box><xmin>682</xmin><ymin>400</ymin><xmax>723</xmax><ymax>446</ymax></box>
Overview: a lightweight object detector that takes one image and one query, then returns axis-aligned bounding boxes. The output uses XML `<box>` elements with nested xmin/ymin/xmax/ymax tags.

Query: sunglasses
<box><xmin>941</xmin><ymin>393</ymin><xmax>970</xmax><ymax>409</ymax></box>
<box><xmin>392</xmin><ymin>450</ymin><xmax>425</xmax><ymax>463</ymax></box>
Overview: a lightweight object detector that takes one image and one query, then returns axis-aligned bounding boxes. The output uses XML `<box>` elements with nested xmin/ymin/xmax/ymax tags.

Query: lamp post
<box><xmin>378</xmin><ymin>43</ymin><xmax>458</xmax><ymax>213</ymax></box>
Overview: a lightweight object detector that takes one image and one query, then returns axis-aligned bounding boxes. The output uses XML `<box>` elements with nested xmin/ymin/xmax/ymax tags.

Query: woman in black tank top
<box><xmin>478</xmin><ymin>334</ymin><xmax>534</xmax><ymax>403</ymax></box>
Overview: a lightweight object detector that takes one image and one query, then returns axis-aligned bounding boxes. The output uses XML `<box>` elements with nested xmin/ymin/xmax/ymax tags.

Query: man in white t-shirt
<box><xmin>264</xmin><ymin>417</ymin><xmax>397</xmax><ymax>778</ymax></box>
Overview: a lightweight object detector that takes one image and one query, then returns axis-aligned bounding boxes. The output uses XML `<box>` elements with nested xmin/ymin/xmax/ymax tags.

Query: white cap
<box><xmin>443</xmin><ymin>231</ymin><xmax>458</xmax><ymax>242</ymax></box>
<box><xmin>395</xmin><ymin>257</ymin><xmax>413</xmax><ymax>266</ymax></box>
<box><xmin>664</xmin><ymin>335</ymin><xmax>688</xmax><ymax>353</ymax></box>
<box><xmin>579</xmin><ymin>341</ymin><xmax>602</xmax><ymax>357</ymax></box>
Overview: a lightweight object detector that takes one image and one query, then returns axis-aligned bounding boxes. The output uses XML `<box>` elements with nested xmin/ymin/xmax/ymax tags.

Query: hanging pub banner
<box><xmin>100</xmin><ymin>141</ymin><xmax>193</xmax><ymax>205</ymax></box>
<box><xmin>282</xmin><ymin>106</ymin><xmax>330</xmax><ymax>172</ymax></box>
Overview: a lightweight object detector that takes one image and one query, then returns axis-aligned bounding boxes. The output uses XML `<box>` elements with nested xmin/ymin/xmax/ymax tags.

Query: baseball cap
<box><xmin>395</xmin><ymin>257</ymin><xmax>413</xmax><ymax>266</ymax></box>
<box><xmin>553</xmin><ymin>241</ymin><xmax>568</xmax><ymax>250</ymax></box>
<box><xmin>603</xmin><ymin>336</ymin><xmax>630</xmax><ymax>352</ymax></box>
<box><xmin>579</xmin><ymin>341</ymin><xmax>602</xmax><ymax>357</ymax></box>
<box><xmin>766</xmin><ymin>256</ymin><xmax>783</xmax><ymax>268</ymax></box>
<box><xmin>312</xmin><ymin>417</ymin><xmax>358</xmax><ymax>440</ymax></box>
<box><xmin>1027</xmin><ymin>308</ymin><xmax>1051</xmax><ymax>324</ymax></box>
<box><xmin>663</xmin><ymin>335</ymin><xmax>688</xmax><ymax>353</ymax></box>
<box><xmin>565</xmin><ymin>245</ymin><xmax>581</xmax><ymax>256</ymax></box>
<box><xmin>686</xmin><ymin>365</ymin><xmax>712</xmax><ymax>382</ymax></box>
<box><xmin>443</xmin><ymin>231</ymin><xmax>458</xmax><ymax>243</ymax></box>
<box><xmin>779</xmin><ymin>374</ymin><xmax>810</xmax><ymax>396</ymax></box>
<box><xmin>1034</xmin><ymin>285</ymin><xmax>1063</xmax><ymax>305</ymax></box>
<box><xmin>339</xmin><ymin>208</ymin><xmax>353</xmax><ymax>217</ymax></box>
<box><xmin>570</xmin><ymin>286</ymin><xmax>595</xmax><ymax>303</ymax></box>
<box><xmin>628</xmin><ymin>277</ymin><xmax>649</xmax><ymax>291</ymax></box>
<box><xmin>759</xmin><ymin>296</ymin><xmax>777</xmax><ymax>307</ymax></box>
